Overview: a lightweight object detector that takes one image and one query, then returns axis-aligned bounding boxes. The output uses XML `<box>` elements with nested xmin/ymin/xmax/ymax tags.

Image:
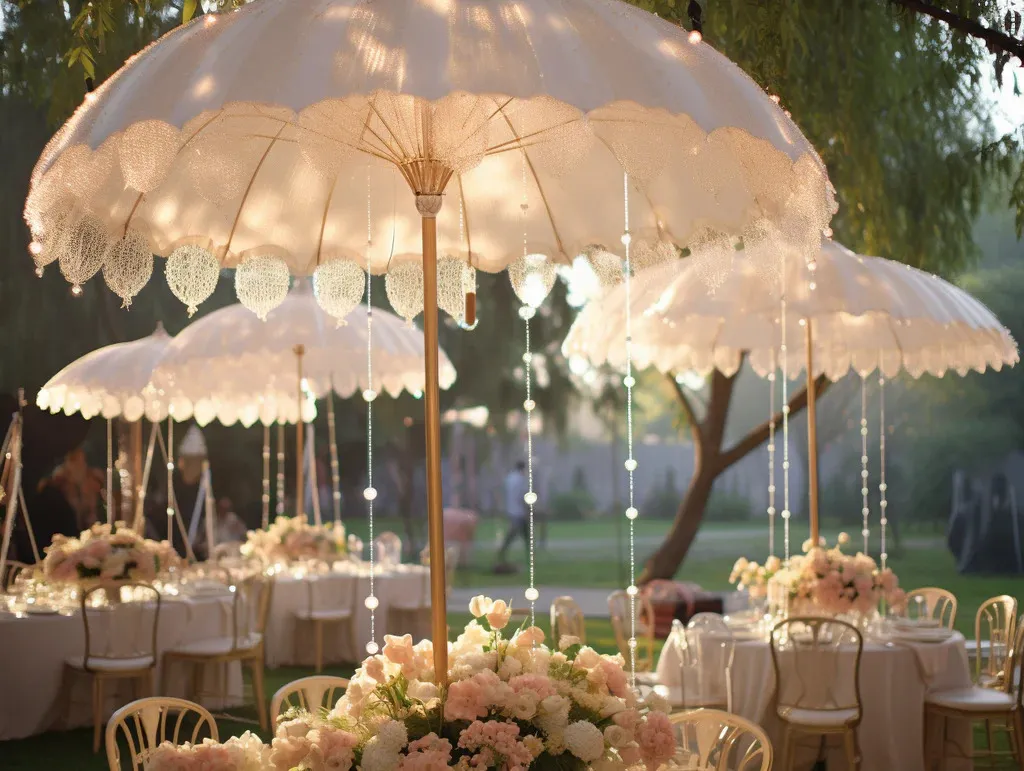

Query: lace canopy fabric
<box><xmin>37</xmin><ymin>324</ymin><xmax>172</xmax><ymax>420</ymax></box>
<box><xmin>563</xmin><ymin>241</ymin><xmax>1019</xmax><ymax>380</ymax></box>
<box><xmin>147</xmin><ymin>281</ymin><xmax>456</xmax><ymax>426</ymax></box>
<box><xmin>25</xmin><ymin>0</ymin><xmax>835</xmax><ymax>314</ymax></box>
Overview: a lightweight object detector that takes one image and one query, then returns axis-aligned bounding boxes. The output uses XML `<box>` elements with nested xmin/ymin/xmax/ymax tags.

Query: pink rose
<box><xmin>514</xmin><ymin>626</ymin><xmax>545</xmax><ymax>647</ymax></box>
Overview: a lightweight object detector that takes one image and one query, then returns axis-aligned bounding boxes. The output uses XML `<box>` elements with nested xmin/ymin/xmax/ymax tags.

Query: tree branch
<box><xmin>717</xmin><ymin>375</ymin><xmax>831</xmax><ymax>469</ymax></box>
<box><xmin>890</xmin><ymin>0</ymin><xmax>1024</xmax><ymax>61</ymax></box>
<box><xmin>669</xmin><ymin>374</ymin><xmax>704</xmax><ymax>446</ymax></box>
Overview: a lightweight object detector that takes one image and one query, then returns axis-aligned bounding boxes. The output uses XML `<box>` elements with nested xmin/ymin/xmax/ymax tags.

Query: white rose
<box><xmin>468</xmin><ymin>595</ymin><xmax>494</xmax><ymax>618</ymax></box>
<box><xmin>559</xmin><ymin>635</ymin><xmax>582</xmax><ymax>650</ymax></box>
<box><xmin>407</xmin><ymin>680</ymin><xmax>439</xmax><ymax>702</ymax></box>
<box><xmin>276</xmin><ymin>718</ymin><xmax>311</xmax><ymax>739</ymax></box>
<box><xmin>575</xmin><ymin>646</ymin><xmax>601</xmax><ymax>669</ymax></box>
<box><xmin>603</xmin><ymin>725</ymin><xmax>632</xmax><ymax>748</ymax></box>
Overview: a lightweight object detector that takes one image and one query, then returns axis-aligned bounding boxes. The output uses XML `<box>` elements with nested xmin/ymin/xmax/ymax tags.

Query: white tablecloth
<box><xmin>654</xmin><ymin>631</ymin><xmax>973</xmax><ymax>771</ymax></box>
<box><xmin>265</xmin><ymin>563</ymin><xmax>430</xmax><ymax>667</ymax></box>
<box><xmin>0</xmin><ymin>594</ymin><xmax>243</xmax><ymax>741</ymax></box>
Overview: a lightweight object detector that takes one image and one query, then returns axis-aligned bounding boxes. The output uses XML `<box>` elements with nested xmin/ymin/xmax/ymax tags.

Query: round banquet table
<box><xmin>264</xmin><ymin>562</ymin><xmax>430</xmax><ymax>667</ymax></box>
<box><xmin>653</xmin><ymin>631</ymin><xmax>974</xmax><ymax>771</ymax></box>
<box><xmin>0</xmin><ymin>594</ymin><xmax>244</xmax><ymax>741</ymax></box>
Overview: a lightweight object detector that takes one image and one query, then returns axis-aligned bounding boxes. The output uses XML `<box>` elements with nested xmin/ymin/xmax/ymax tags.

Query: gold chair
<box><xmin>924</xmin><ymin>622</ymin><xmax>1024</xmax><ymax>770</ymax></box>
<box><xmin>294</xmin><ymin>572</ymin><xmax>357</xmax><ymax>672</ymax></box>
<box><xmin>551</xmin><ymin>595</ymin><xmax>587</xmax><ymax>645</ymax></box>
<box><xmin>668</xmin><ymin>708</ymin><xmax>773</xmax><ymax>771</ymax></box>
<box><xmin>105</xmin><ymin>696</ymin><xmax>217</xmax><ymax>771</ymax></box>
<box><xmin>269</xmin><ymin>675</ymin><xmax>350</xmax><ymax>724</ymax></box>
<box><xmin>770</xmin><ymin>616</ymin><xmax>863</xmax><ymax>771</ymax></box>
<box><xmin>975</xmin><ymin>595</ymin><xmax>1018</xmax><ymax>689</ymax></box>
<box><xmin>373</xmin><ymin>531</ymin><xmax>403</xmax><ymax>566</ymax></box>
<box><xmin>389</xmin><ymin>564</ymin><xmax>432</xmax><ymax>640</ymax></box>
<box><xmin>902</xmin><ymin>587</ymin><xmax>958</xmax><ymax>630</ymax></box>
<box><xmin>608</xmin><ymin>590</ymin><xmax>656</xmax><ymax>672</ymax></box>
<box><xmin>63</xmin><ymin>582</ymin><xmax>161</xmax><ymax>753</ymax></box>
<box><xmin>418</xmin><ymin>545</ymin><xmax>459</xmax><ymax>599</ymax></box>
<box><xmin>161</xmin><ymin>571</ymin><xmax>273</xmax><ymax>731</ymax></box>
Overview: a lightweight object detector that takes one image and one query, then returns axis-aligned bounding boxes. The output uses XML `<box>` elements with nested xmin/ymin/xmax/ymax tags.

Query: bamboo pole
<box><xmin>805</xmin><ymin>319</ymin><xmax>819</xmax><ymax>545</ymax></box>
<box><xmin>419</xmin><ymin>195</ymin><xmax>449</xmax><ymax>686</ymax></box>
<box><xmin>295</xmin><ymin>344</ymin><xmax>306</xmax><ymax>522</ymax></box>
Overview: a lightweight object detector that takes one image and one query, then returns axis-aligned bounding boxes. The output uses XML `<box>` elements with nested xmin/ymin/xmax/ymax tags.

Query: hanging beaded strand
<box><xmin>519</xmin><ymin>153</ymin><xmax>540</xmax><ymax>625</ymax></box>
<box><xmin>621</xmin><ymin>173</ymin><xmax>640</xmax><ymax>690</ymax></box>
<box><xmin>327</xmin><ymin>379</ymin><xmax>343</xmax><ymax>525</ymax></box>
<box><xmin>276</xmin><ymin>424</ymin><xmax>286</xmax><ymax>518</ymax></box>
<box><xmin>780</xmin><ymin>271</ymin><xmax>792</xmax><ymax>562</ymax></box>
<box><xmin>860</xmin><ymin>376</ymin><xmax>870</xmax><ymax>554</ymax></box>
<box><xmin>879</xmin><ymin>373</ymin><xmax>888</xmax><ymax>570</ymax></box>
<box><xmin>767</xmin><ymin>352</ymin><xmax>777</xmax><ymax>557</ymax></box>
<box><xmin>166</xmin><ymin>418</ymin><xmax>175</xmax><ymax>544</ymax></box>
<box><xmin>362</xmin><ymin>171</ymin><xmax>380</xmax><ymax>655</ymax></box>
<box><xmin>261</xmin><ymin>424</ymin><xmax>271</xmax><ymax>529</ymax></box>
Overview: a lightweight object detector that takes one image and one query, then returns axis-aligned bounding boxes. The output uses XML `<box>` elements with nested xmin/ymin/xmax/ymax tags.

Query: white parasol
<box><xmin>25</xmin><ymin>0</ymin><xmax>838</xmax><ymax>680</ymax></box>
<box><xmin>36</xmin><ymin>323</ymin><xmax>171</xmax><ymax>421</ymax></box>
<box><xmin>564</xmin><ymin>241</ymin><xmax>1018</xmax><ymax>380</ymax></box>
<box><xmin>149</xmin><ymin>280</ymin><xmax>454</xmax><ymax>427</ymax></box>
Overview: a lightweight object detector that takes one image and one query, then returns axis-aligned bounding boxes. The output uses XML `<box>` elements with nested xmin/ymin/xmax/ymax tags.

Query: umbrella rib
<box><xmin>223</xmin><ymin>123</ymin><xmax>287</xmax><ymax>260</ymax></box>
<box><xmin>590</xmin><ymin>133</ymin><xmax>665</xmax><ymax>242</ymax></box>
<box><xmin>313</xmin><ymin>168</ymin><xmax>341</xmax><ymax>268</ymax></box>
<box><xmin>494</xmin><ymin>105</ymin><xmax>566</xmax><ymax>257</ymax></box>
<box><xmin>121</xmin><ymin>109</ymin><xmax>225</xmax><ymax>237</ymax></box>
<box><xmin>457</xmin><ymin>174</ymin><xmax>474</xmax><ymax>267</ymax></box>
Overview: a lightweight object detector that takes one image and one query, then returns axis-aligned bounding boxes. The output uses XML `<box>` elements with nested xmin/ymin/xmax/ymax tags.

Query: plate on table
<box><xmin>893</xmin><ymin>617</ymin><xmax>941</xmax><ymax>631</ymax></box>
<box><xmin>181</xmin><ymin>580</ymin><xmax>230</xmax><ymax>597</ymax></box>
<box><xmin>22</xmin><ymin>604</ymin><xmax>60</xmax><ymax>615</ymax></box>
<box><xmin>889</xmin><ymin>626</ymin><xmax>953</xmax><ymax>643</ymax></box>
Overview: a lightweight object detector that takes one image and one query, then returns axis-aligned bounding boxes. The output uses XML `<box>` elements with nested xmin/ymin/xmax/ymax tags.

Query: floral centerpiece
<box><xmin>767</xmin><ymin>533</ymin><xmax>905</xmax><ymax>618</ymax></box>
<box><xmin>145</xmin><ymin>731</ymin><xmax>267</xmax><ymax>771</ymax></box>
<box><xmin>241</xmin><ymin>516</ymin><xmax>347</xmax><ymax>565</ymax></box>
<box><xmin>42</xmin><ymin>521</ymin><xmax>182</xmax><ymax>586</ymax></box>
<box><xmin>728</xmin><ymin>555</ymin><xmax>782</xmax><ymax>600</ymax></box>
<box><xmin>145</xmin><ymin>597</ymin><xmax>677</xmax><ymax>771</ymax></box>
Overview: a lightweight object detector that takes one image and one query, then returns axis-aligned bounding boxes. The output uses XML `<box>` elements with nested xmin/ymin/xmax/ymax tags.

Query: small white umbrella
<box><xmin>564</xmin><ymin>240</ymin><xmax>1018</xmax><ymax>548</ymax></box>
<box><xmin>149</xmin><ymin>280</ymin><xmax>456</xmax><ymax>428</ymax></box>
<box><xmin>37</xmin><ymin>323</ymin><xmax>171</xmax><ymax>421</ymax></box>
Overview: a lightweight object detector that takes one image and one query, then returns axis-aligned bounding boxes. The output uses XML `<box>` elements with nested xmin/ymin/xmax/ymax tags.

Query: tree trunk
<box><xmin>641</xmin><ymin>451</ymin><xmax>719</xmax><ymax>581</ymax></box>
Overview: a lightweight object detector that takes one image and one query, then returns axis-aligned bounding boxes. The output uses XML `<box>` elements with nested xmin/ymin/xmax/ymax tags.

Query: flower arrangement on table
<box><xmin>144</xmin><ymin>730</ymin><xmax>267</xmax><ymax>771</ymax></box>
<box><xmin>145</xmin><ymin>596</ymin><xmax>676</xmax><ymax>771</ymax></box>
<box><xmin>241</xmin><ymin>516</ymin><xmax>347</xmax><ymax>565</ymax></box>
<box><xmin>41</xmin><ymin>521</ymin><xmax>182</xmax><ymax>586</ymax></box>
<box><xmin>767</xmin><ymin>533</ymin><xmax>905</xmax><ymax>618</ymax></box>
<box><xmin>728</xmin><ymin>555</ymin><xmax>783</xmax><ymax>600</ymax></box>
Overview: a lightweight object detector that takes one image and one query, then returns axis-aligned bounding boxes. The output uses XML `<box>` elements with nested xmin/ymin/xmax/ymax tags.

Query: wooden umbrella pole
<box><xmin>805</xmin><ymin>318</ymin><xmax>820</xmax><ymax>545</ymax></box>
<box><xmin>106</xmin><ymin>418</ymin><xmax>114</xmax><ymax>525</ymax></box>
<box><xmin>131</xmin><ymin>420</ymin><xmax>143</xmax><ymax>526</ymax></box>
<box><xmin>0</xmin><ymin>420</ymin><xmax>22</xmax><ymax>580</ymax></box>
<box><xmin>418</xmin><ymin>193</ymin><xmax>449</xmax><ymax>686</ymax></box>
<box><xmin>134</xmin><ymin>422</ymin><xmax>158</xmax><ymax>532</ymax></box>
<box><xmin>295</xmin><ymin>344</ymin><xmax>306</xmax><ymax>522</ymax></box>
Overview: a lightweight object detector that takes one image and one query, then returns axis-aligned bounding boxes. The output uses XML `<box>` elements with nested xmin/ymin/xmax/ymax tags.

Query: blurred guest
<box><xmin>497</xmin><ymin>460</ymin><xmax>529</xmax><ymax>567</ymax></box>
<box><xmin>215</xmin><ymin>497</ymin><xmax>248</xmax><ymax>543</ymax></box>
<box><xmin>50</xmin><ymin>448</ymin><xmax>104</xmax><ymax>531</ymax></box>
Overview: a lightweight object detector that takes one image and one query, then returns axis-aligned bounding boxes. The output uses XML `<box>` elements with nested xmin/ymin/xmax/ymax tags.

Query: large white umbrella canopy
<box><xmin>36</xmin><ymin>323</ymin><xmax>171</xmax><ymax>421</ymax></box>
<box><xmin>26</xmin><ymin>0</ymin><xmax>834</xmax><ymax>300</ymax></box>
<box><xmin>564</xmin><ymin>241</ymin><xmax>1019</xmax><ymax>380</ymax></box>
<box><xmin>148</xmin><ymin>280</ymin><xmax>456</xmax><ymax>427</ymax></box>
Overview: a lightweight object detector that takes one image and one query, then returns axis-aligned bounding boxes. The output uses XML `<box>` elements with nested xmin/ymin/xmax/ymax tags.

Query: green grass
<box><xmin>3</xmin><ymin>522</ymin><xmax>1020</xmax><ymax>768</ymax></box>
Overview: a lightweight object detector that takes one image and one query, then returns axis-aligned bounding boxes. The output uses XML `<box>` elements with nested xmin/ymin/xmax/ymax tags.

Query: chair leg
<box><xmin>984</xmin><ymin>718</ymin><xmax>994</xmax><ymax>766</ymax></box>
<box><xmin>160</xmin><ymin>655</ymin><xmax>171</xmax><ymax>696</ymax></box>
<box><xmin>91</xmin><ymin>677</ymin><xmax>104</xmax><ymax>754</ymax></box>
<box><xmin>250</xmin><ymin>655</ymin><xmax>268</xmax><ymax>732</ymax></box>
<box><xmin>314</xmin><ymin>621</ymin><xmax>323</xmax><ymax>674</ymax></box>
<box><xmin>1011</xmin><ymin>712</ymin><xmax>1024</xmax><ymax>768</ymax></box>
<box><xmin>779</xmin><ymin>725</ymin><xmax>794</xmax><ymax>771</ymax></box>
<box><xmin>843</xmin><ymin>728</ymin><xmax>859</xmax><ymax>771</ymax></box>
<box><xmin>193</xmin><ymin>661</ymin><xmax>206</xmax><ymax>705</ymax></box>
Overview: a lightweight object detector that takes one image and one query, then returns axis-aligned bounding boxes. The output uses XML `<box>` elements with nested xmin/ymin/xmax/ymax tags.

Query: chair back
<box><xmin>677</xmin><ymin>613</ymin><xmax>735</xmax><ymax>710</ymax></box>
<box><xmin>80</xmin><ymin>583</ymin><xmax>161</xmax><ymax>672</ymax></box>
<box><xmin>608</xmin><ymin>590</ymin><xmax>655</xmax><ymax>670</ymax></box>
<box><xmin>373</xmin><ymin>531</ymin><xmax>402</xmax><ymax>566</ymax></box>
<box><xmin>975</xmin><ymin>595</ymin><xmax>1019</xmax><ymax>688</ymax></box>
<box><xmin>105</xmin><ymin>696</ymin><xmax>217</xmax><ymax>771</ymax></box>
<box><xmin>1</xmin><ymin>561</ymin><xmax>35</xmax><ymax>592</ymax></box>
<box><xmin>904</xmin><ymin>587</ymin><xmax>957</xmax><ymax>629</ymax></box>
<box><xmin>770</xmin><ymin>616</ymin><xmax>863</xmax><ymax>723</ymax></box>
<box><xmin>270</xmin><ymin>676</ymin><xmax>350</xmax><ymax>724</ymax></box>
<box><xmin>1013</xmin><ymin>619</ymin><xmax>1024</xmax><ymax>709</ymax></box>
<box><xmin>418</xmin><ymin>546</ymin><xmax>457</xmax><ymax>601</ymax></box>
<box><xmin>224</xmin><ymin>571</ymin><xmax>273</xmax><ymax>652</ymax></box>
<box><xmin>551</xmin><ymin>595</ymin><xmax>586</xmax><ymax>644</ymax></box>
<box><xmin>668</xmin><ymin>708</ymin><xmax>772</xmax><ymax>771</ymax></box>
<box><xmin>305</xmin><ymin>572</ymin><xmax>358</xmax><ymax>616</ymax></box>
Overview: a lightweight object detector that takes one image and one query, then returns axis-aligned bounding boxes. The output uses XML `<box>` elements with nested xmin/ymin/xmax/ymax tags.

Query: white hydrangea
<box><xmin>376</xmin><ymin>719</ymin><xmax>409</xmax><ymax>752</ymax></box>
<box><xmin>360</xmin><ymin>737</ymin><xmax>399</xmax><ymax>771</ymax></box>
<box><xmin>564</xmin><ymin>720</ymin><xmax>606</xmax><ymax>762</ymax></box>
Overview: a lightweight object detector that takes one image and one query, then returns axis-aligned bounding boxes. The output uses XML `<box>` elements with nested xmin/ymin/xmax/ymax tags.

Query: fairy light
<box><xmin>780</xmin><ymin>271</ymin><xmax>791</xmax><ymax>562</ymax></box>
<box><xmin>261</xmin><ymin>425</ymin><xmax>271</xmax><ymax>528</ymax></box>
<box><xmin>879</xmin><ymin>373</ymin><xmax>888</xmax><ymax>570</ymax></box>
<box><xmin>276</xmin><ymin>423</ymin><xmax>284</xmax><ymax>514</ymax></box>
<box><xmin>327</xmin><ymin>378</ymin><xmax>342</xmax><ymax>525</ymax></box>
<box><xmin>166</xmin><ymin>418</ymin><xmax>175</xmax><ymax>544</ymax></box>
<box><xmin>519</xmin><ymin>153</ymin><xmax>540</xmax><ymax>625</ymax></box>
<box><xmin>622</xmin><ymin>172</ymin><xmax>640</xmax><ymax>689</ymax></box>
<box><xmin>362</xmin><ymin>171</ymin><xmax>380</xmax><ymax>656</ymax></box>
<box><xmin>767</xmin><ymin>357</ymin><xmax>776</xmax><ymax>557</ymax></box>
<box><xmin>860</xmin><ymin>376</ymin><xmax>870</xmax><ymax>554</ymax></box>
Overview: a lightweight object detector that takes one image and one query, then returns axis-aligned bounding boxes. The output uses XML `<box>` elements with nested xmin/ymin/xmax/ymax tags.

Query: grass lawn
<box><xmin>2</xmin><ymin>520</ymin><xmax>1020</xmax><ymax>768</ymax></box>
